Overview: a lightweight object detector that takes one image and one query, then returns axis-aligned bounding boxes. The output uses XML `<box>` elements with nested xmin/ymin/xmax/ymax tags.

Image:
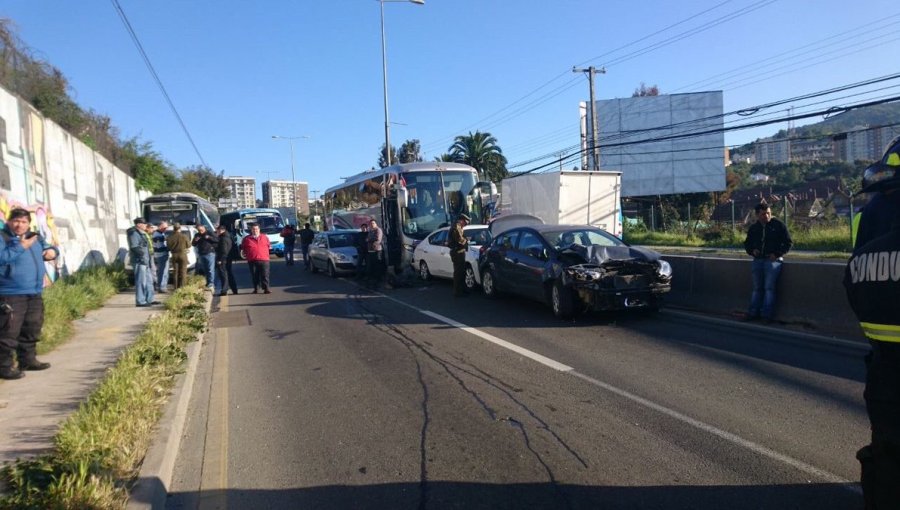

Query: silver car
<box><xmin>309</xmin><ymin>230</ymin><xmax>360</xmax><ymax>277</ymax></box>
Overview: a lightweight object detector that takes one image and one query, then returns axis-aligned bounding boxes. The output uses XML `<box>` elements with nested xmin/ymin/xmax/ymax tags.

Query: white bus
<box><xmin>323</xmin><ymin>162</ymin><xmax>495</xmax><ymax>270</ymax></box>
<box><xmin>141</xmin><ymin>192</ymin><xmax>220</xmax><ymax>231</ymax></box>
<box><xmin>219</xmin><ymin>208</ymin><xmax>286</xmax><ymax>257</ymax></box>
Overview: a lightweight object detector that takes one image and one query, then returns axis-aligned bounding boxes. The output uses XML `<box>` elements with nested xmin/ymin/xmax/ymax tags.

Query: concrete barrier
<box><xmin>661</xmin><ymin>254</ymin><xmax>865</xmax><ymax>342</ymax></box>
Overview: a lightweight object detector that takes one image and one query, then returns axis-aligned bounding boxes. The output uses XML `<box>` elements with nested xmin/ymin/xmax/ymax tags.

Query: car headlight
<box><xmin>335</xmin><ymin>253</ymin><xmax>348</xmax><ymax>262</ymax></box>
<box><xmin>657</xmin><ymin>259</ymin><xmax>672</xmax><ymax>278</ymax></box>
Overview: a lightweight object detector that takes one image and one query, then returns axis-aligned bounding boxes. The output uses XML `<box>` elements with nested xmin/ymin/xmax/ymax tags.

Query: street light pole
<box><xmin>379</xmin><ymin>0</ymin><xmax>424</xmax><ymax>167</ymax></box>
<box><xmin>272</xmin><ymin>135</ymin><xmax>309</xmax><ymax>224</ymax></box>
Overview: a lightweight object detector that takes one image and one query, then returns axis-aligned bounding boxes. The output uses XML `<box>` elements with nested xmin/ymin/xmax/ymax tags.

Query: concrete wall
<box><xmin>0</xmin><ymin>85</ymin><xmax>144</xmax><ymax>281</ymax></box>
<box><xmin>662</xmin><ymin>254</ymin><xmax>864</xmax><ymax>341</ymax></box>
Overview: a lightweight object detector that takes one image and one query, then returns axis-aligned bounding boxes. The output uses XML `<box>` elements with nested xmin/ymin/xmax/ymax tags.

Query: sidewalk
<box><xmin>0</xmin><ymin>291</ymin><xmax>162</xmax><ymax>465</ymax></box>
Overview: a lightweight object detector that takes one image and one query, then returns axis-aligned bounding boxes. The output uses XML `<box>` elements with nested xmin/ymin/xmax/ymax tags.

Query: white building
<box><xmin>262</xmin><ymin>180</ymin><xmax>310</xmax><ymax>215</ymax></box>
<box><xmin>223</xmin><ymin>176</ymin><xmax>257</xmax><ymax>210</ymax></box>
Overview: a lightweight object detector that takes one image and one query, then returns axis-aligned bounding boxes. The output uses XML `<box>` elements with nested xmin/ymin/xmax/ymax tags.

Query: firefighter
<box><xmin>853</xmin><ymin>137</ymin><xmax>900</xmax><ymax>252</ymax></box>
<box><xmin>844</xmin><ymin>154</ymin><xmax>900</xmax><ymax>509</ymax></box>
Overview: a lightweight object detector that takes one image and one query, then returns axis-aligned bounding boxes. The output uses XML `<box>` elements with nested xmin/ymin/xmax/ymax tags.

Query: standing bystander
<box><xmin>298</xmin><ymin>222</ymin><xmax>316</xmax><ymax>270</ymax></box>
<box><xmin>127</xmin><ymin>217</ymin><xmax>157</xmax><ymax>307</ymax></box>
<box><xmin>742</xmin><ymin>201</ymin><xmax>792</xmax><ymax>323</ymax></box>
<box><xmin>0</xmin><ymin>208</ymin><xmax>59</xmax><ymax>379</ymax></box>
<box><xmin>192</xmin><ymin>224</ymin><xmax>218</xmax><ymax>290</ymax></box>
<box><xmin>366</xmin><ymin>219</ymin><xmax>384</xmax><ymax>286</ymax></box>
<box><xmin>152</xmin><ymin>221</ymin><xmax>170</xmax><ymax>293</ymax></box>
<box><xmin>241</xmin><ymin>223</ymin><xmax>271</xmax><ymax>294</ymax></box>
<box><xmin>281</xmin><ymin>223</ymin><xmax>297</xmax><ymax>266</ymax></box>
<box><xmin>215</xmin><ymin>224</ymin><xmax>238</xmax><ymax>296</ymax></box>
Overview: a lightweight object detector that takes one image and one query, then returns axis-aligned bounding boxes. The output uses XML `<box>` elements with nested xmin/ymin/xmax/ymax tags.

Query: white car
<box><xmin>412</xmin><ymin>225</ymin><xmax>492</xmax><ymax>291</ymax></box>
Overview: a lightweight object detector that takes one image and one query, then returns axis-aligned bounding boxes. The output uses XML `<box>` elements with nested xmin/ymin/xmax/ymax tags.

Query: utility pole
<box><xmin>573</xmin><ymin>66</ymin><xmax>606</xmax><ymax>170</ymax></box>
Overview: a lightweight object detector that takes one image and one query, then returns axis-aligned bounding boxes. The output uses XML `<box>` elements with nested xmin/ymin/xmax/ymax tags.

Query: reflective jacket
<box><xmin>845</xmin><ymin>226</ymin><xmax>900</xmax><ymax>342</ymax></box>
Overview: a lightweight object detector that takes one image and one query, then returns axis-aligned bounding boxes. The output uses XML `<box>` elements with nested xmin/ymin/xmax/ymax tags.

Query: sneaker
<box><xmin>219</xmin><ymin>291</ymin><xmax>227</xmax><ymax>297</ymax></box>
<box><xmin>232</xmin><ymin>290</ymin><xmax>239</xmax><ymax>295</ymax></box>
<box><xmin>0</xmin><ymin>367</ymin><xmax>24</xmax><ymax>380</ymax></box>
<box><xmin>264</xmin><ymin>289</ymin><xmax>272</xmax><ymax>294</ymax></box>
<box><xmin>252</xmin><ymin>289</ymin><xmax>259</xmax><ymax>294</ymax></box>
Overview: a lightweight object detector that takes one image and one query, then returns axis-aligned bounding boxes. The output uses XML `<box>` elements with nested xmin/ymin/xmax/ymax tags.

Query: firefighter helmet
<box><xmin>861</xmin><ymin>136</ymin><xmax>900</xmax><ymax>193</ymax></box>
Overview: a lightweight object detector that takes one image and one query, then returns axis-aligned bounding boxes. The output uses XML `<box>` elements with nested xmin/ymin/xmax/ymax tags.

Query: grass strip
<box><xmin>624</xmin><ymin>223</ymin><xmax>852</xmax><ymax>255</ymax></box>
<box><xmin>0</xmin><ymin>277</ymin><xmax>208</xmax><ymax>510</ymax></box>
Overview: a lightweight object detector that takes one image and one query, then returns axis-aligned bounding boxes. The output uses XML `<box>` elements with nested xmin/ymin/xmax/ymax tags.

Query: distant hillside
<box><xmin>771</xmin><ymin>102</ymin><xmax>900</xmax><ymax>140</ymax></box>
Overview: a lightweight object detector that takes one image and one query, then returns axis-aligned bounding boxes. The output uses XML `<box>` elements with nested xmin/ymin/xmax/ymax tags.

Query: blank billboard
<box><xmin>590</xmin><ymin>91</ymin><xmax>725</xmax><ymax>197</ymax></box>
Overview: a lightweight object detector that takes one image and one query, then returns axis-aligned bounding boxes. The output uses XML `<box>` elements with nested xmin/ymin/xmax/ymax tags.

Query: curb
<box><xmin>127</xmin><ymin>291</ymin><xmax>214</xmax><ymax>510</ymax></box>
<box><xmin>659</xmin><ymin>308</ymin><xmax>868</xmax><ymax>353</ymax></box>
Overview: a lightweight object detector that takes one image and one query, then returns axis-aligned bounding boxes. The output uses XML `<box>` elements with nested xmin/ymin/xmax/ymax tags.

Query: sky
<box><xmin>2</xmin><ymin>0</ymin><xmax>899</xmax><ymax>199</ymax></box>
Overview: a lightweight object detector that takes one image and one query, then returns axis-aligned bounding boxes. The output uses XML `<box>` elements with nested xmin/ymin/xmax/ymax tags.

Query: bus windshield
<box><xmin>243</xmin><ymin>213</ymin><xmax>284</xmax><ymax>235</ymax></box>
<box><xmin>145</xmin><ymin>203</ymin><xmax>198</xmax><ymax>226</ymax></box>
<box><xmin>401</xmin><ymin>171</ymin><xmax>479</xmax><ymax>240</ymax></box>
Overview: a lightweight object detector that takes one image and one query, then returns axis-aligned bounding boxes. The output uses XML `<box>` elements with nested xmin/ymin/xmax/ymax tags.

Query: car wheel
<box><xmin>482</xmin><ymin>269</ymin><xmax>499</xmax><ymax>299</ymax></box>
<box><xmin>551</xmin><ymin>280</ymin><xmax>575</xmax><ymax>319</ymax></box>
<box><xmin>464</xmin><ymin>264</ymin><xmax>477</xmax><ymax>291</ymax></box>
<box><xmin>328</xmin><ymin>261</ymin><xmax>337</xmax><ymax>278</ymax></box>
<box><xmin>419</xmin><ymin>261</ymin><xmax>431</xmax><ymax>281</ymax></box>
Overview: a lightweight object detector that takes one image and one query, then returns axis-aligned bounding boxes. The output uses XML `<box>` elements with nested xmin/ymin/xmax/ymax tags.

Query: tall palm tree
<box><xmin>448</xmin><ymin>131</ymin><xmax>508</xmax><ymax>182</ymax></box>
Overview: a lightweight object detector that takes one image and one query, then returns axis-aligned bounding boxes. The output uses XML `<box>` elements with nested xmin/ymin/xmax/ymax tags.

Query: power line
<box><xmin>109</xmin><ymin>0</ymin><xmax>207</xmax><ymax>167</ymax></box>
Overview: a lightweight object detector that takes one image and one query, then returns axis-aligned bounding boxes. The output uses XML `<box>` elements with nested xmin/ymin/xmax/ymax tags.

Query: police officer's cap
<box><xmin>459</xmin><ymin>213</ymin><xmax>471</xmax><ymax>222</ymax></box>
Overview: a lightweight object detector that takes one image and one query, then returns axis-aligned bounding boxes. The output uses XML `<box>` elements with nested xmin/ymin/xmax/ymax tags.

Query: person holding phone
<box><xmin>0</xmin><ymin>208</ymin><xmax>59</xmax><ymax>380</ymax></box>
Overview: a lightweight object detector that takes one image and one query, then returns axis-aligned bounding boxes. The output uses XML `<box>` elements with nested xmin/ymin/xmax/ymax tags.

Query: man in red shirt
<box><xmin>241</xmin><ymin>223</ymin><xmax>271</xmax><ymax>294</ymax></box>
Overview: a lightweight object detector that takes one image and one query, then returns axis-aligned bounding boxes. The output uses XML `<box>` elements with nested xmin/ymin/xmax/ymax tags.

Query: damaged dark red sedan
<box><xmin>479</xmin><ymin>223</ymin><xmax>672</xmax><ymax>319</ymax></box>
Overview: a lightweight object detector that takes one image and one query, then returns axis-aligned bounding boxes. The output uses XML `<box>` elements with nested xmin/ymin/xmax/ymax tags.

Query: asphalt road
<box><xmin>167</xmin><ymin>257</ymin><xmax>868</xmax><ymax>510</ymax></box>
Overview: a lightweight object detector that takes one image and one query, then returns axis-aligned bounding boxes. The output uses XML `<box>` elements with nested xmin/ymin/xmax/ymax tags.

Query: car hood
<box><xmin>561</xmin><ymin>244</ymin><xmax>660</xmax><ymax>264</ymax></box>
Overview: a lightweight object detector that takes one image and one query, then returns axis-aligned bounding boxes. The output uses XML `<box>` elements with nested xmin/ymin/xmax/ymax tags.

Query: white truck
<box><xmin>498</xmin><ymin>171</ymin><xmax>622</xmax><ymax>237</ymax></box>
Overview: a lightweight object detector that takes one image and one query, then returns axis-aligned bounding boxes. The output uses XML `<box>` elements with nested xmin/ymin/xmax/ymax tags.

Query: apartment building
<box><xmin>223</xmin><ymin>176</ymin><xmax>257</xmax><ymax>210</ymax></box>
<box><xmin>262</xmin><ymin>180</ymin><xmax>310</xmax><ymax>215</ymax></box>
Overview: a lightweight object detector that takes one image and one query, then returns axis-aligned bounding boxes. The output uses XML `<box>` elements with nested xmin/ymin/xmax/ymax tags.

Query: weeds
<box><xmin>0</xmin><ymin>278</ymin><xmax>208</xmax><ymax>510</ymax></box>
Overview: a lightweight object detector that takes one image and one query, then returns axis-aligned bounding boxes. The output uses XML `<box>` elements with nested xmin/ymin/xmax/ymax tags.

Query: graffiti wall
<box><xmin>0</xmin><ymin>85</ymin><xmax>145</xmax><ymax>281</ymax></box>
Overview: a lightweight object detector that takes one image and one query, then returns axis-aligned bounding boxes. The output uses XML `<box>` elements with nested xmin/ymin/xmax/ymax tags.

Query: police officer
<box><xmin>844</xmin><ymin>159</ymin><xmax>900</xmax><ymax>509</ymax></box>
<box><xmin>449</xmin><ymin>213</ymin><xmax>470</xmax><ymax>297</ymax></box>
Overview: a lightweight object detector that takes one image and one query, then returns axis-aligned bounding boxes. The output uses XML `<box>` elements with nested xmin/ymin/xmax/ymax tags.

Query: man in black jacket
<box><xmin>192</xmin><ymin>225</ymin><xmax>218</xmax><ymax>290</ymax></box>
<box><xmin>215</xmin><ymin>224</ymin><xmax>238</xmax><ymax>296</ymax></box>
<box><xmin>743</xmin><ymin>201</ymin><xmax>793</xmax><ymax>323</ymax></box>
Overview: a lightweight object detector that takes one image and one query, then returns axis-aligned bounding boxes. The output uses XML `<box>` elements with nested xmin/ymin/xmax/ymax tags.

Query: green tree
<box><xmin>448</xmin><ymin>131</ymin><xmax>508</xmax><ymax>182</ymax></box>
<box><xmin>397</xmin><ymin>139</ymin><xmax>423</xmax><ymax>163</ymax></box>
<box><xmin>434</xmin><ymin>154</ymin><xmax>454</xmax><ymax>162</ymax></box>
<box><xmin>377</xmin><ymin>143</ymin><xmax>397</xmax><ymax>168</ymax></box>
<box><xmin>119</xmin><ymin>138</ymin><xmax>178</xmax><ymax>193</ymax></box>
<box><xmin>177</xmin><ymin>165</ymin><xmax>229</xmax><ymax>201</ymax></box>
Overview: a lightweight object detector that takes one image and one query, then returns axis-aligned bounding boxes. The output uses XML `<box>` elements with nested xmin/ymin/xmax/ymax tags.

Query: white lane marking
<box><xmin>420</xmin><ymin>310</ymin><xmax>573</xmax><ymax>372</ymax></box>
<box><xmin>374</xmin><ymin>290</ymin><xmax>860</xmax><ymax>493</ymax></box>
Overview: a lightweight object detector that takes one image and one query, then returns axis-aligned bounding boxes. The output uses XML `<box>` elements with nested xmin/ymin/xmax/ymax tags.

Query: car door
<box><xmin>488</xmin><ymin>229</ymin><xmax>520</xmax><ymax>294</ymax></box>
<box><xmin>310</xmin><ymin>234</ymin><xmax>326</xmax><ymax>270</ymax></box>
<box><xmin>508</xmin><ymin>229</ymin><xmax>548</xmax><ymax>299</ymax></box>
<box><xmin>429</xmin><ymin>230</ymin><xmax>452</xmax><ymax>278</ymax></box>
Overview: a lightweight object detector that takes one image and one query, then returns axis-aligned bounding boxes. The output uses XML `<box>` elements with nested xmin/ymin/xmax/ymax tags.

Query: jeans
<box><xmin>284</xmin><ymin>242</ymin><xmax>295</xmax><ymax>264</ymax></box>
<box><xmin>748</xmin><ymin>258</ymin><xmax>782</xmax><ymax>319</ymax></box>
<box><xmin>135</xmin><ymin>263</ymin><xmax>155</xmax><ymax>305</ymax></box>
<box><xmin>301</xmin><ymin>244</ymin><xmax>311</xmax><ymax>268</ymax></box>
<box><xmin>198</xmin><ymin>252</ymin><xmax>216</xmax><ymax>287</ymax></box>
<box><xmin>154</xmin><ymin>252</ymin><xmax>170</xmax><ymax>291</ymax></box>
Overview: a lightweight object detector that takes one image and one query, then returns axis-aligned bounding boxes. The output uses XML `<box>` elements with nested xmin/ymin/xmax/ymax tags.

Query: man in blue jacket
<box><xmin>0</xmin><ymin>208</ymin><xmax>59</xmax><ymax>380</ymax></box>
<box><xmin>128</xmin><ymin>217</ymin><xmax>157</xmax><ymax>307</ymax></box>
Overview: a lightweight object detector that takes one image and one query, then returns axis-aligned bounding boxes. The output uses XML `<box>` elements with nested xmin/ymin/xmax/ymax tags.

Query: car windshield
<box><xmin>542</xmin><ymin>228</ymin><xmax>624</xmax><ymax>250</ymax></box>
<box><xmin>328</xmin><ymin>233</ymin><xmax>355</xmax><ymax>248</ymax></box>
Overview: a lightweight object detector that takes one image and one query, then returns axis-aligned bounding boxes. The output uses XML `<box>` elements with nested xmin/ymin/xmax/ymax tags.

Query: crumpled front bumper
<box><xmin>563</xmin><ymin>263</ymin><xmax>671</xmax><ymax>310</ymax></box>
